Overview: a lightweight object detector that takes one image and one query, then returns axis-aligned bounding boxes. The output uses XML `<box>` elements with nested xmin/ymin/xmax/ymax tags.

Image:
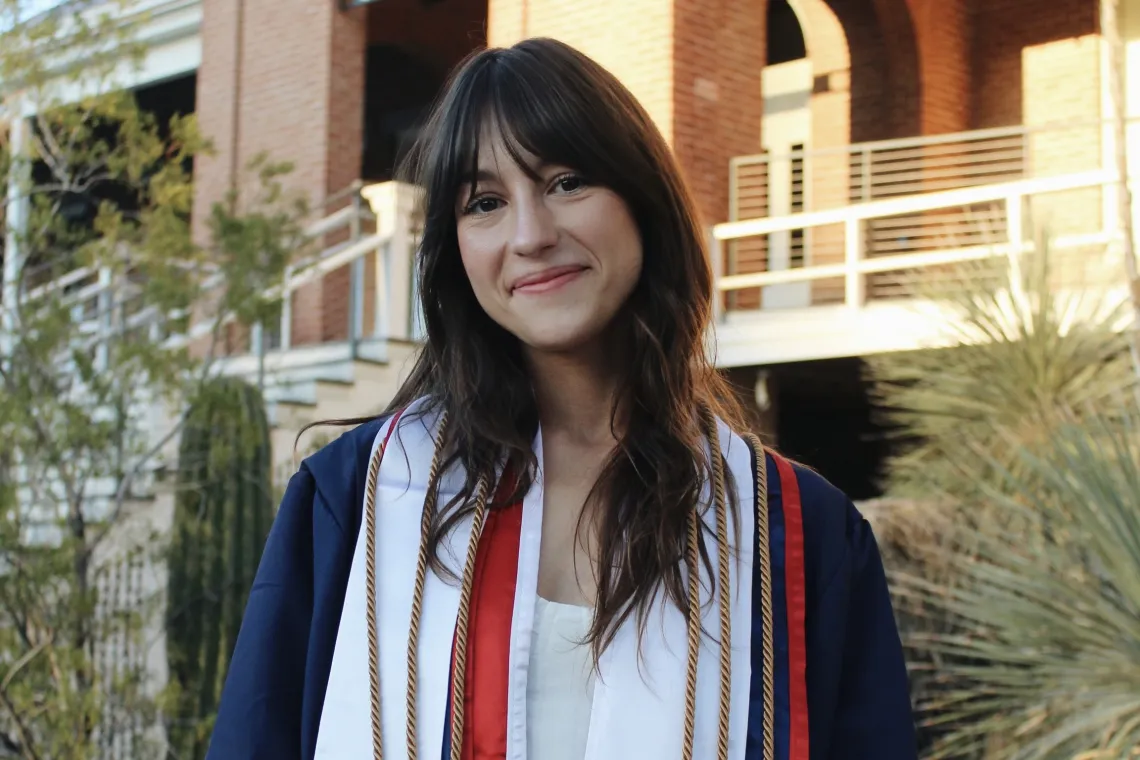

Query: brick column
<box><xmin>488</xmin><ymin>0</ymin><xmax>676</xmax><ymax>143</ymax></box>
<box><xmin>906</xmin><ymin>0</ymin><xmax>970</xmax><ymax>135</ymax></box>
<box><xmin>193</xmin><ymin>0</ymin><xmax>367</xmax><ymax>347</ymax></box>
<box><xmin>672</xmin><ymin>0</ymin><xmax>766</xmax><ymax>227</ymax></box>
<box><xmin>1023</xmin><ymin>34</ymin><xmax>1104</xmax><ymax>239</ymax></box>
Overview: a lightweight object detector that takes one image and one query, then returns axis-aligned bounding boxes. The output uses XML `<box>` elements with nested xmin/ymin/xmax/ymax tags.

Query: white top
<box><xmin>527</xmin><ymin>597</ymin><xmax>596</xmax><ymax>760</ymax></box>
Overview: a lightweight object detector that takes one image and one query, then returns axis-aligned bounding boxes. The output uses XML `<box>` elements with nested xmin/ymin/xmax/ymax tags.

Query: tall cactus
<box><xmin>165</xmin><ymin>376</ymin><xmax>274</xmax><ymax>759</ymax></box>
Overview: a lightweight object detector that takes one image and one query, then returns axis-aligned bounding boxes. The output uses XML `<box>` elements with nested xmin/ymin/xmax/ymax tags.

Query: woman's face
<box><xmin>455</xmin><ymin>125</ymin><xmax>643</xmax><ymax>355</ymax></box>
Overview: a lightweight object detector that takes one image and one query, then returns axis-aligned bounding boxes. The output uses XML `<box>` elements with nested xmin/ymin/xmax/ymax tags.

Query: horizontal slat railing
<box><xmin>13</xmin><ymin>180</ymin><xmax>419</xmax><ymax>373</ymax></box>
<box><xmin>730</xmin><ymin>121</ymin><xmax>1103</xmax><ymax>211</ymax></box>
<box><xmin>727</xmin><ymin>120</ymin><xmax>1113</xmax><ymax>308</ymax></box>
<box><xmin>719</xmin><ymin>170</ymin><xmax>1110</xmax><ymax>240</ymax></box>
<box><xmin>712</xmin><ymin>169</ymin><xmax>1117</xmax><ymax>317</ymax></box>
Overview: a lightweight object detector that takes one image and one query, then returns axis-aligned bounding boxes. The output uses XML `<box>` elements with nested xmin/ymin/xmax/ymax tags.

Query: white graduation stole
<box><xmin>314</xmin><ymin>398</ymin><xmax>757</xmax><ymax>760</ymax></box>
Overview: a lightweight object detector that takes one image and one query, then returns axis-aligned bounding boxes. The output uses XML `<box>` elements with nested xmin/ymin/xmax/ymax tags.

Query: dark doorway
<box><xmin>42</xmin><ymin>72</ymin><xmax>197</xmax><ymax>231</ymax></box>
<box><xmin>19</xmin><ymin>72</ymin><xmax>197</xmax><ymax>286</ymax></box>
<box><xmin>361</xmin><ymin>45</ymin><xmax>445</xmax><ymax>181</ymax></box>
<box><xmin>767</xmin><ymin>0</ymin><xmax>807</xmax><ymax>66</ymax></box>
<box><xmin>772</xmin><ymin>356</ymin><xmax>886</xmax><ymax>500</ymax></box>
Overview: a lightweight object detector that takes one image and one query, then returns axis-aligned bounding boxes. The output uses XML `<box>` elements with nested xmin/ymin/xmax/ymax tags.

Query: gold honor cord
<box><xmin>744</xmin><ymin>433</ymin><xmax>775</xmax><ymax>760</ymax></box>
<box><xmin>362</xmin><ymin>411</ymin><xmax>776</xmax><ymax>759</ymax></box>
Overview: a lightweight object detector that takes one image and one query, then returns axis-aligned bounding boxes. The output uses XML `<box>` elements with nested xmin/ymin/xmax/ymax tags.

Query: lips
<box><xmin>510</xmin><ymin>265</ymin><xmax>588</xmax><ymax>294</ymax></box>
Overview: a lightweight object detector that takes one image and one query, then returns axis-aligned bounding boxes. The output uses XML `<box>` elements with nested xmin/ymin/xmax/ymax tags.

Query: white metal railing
<box><xmin>8</xmin><ymin>180</ymin><xmax>421</xmax><ymax>374</ymax></box>
<box><xmin>724</xmin><ymin>119</ymin><xmax>1119</xmax><ymax>309</ymax></box>
<box><xmin>6</xmin><ymin>180</ymin><xmax>419</xmax><ymax>543</ymax></box>
<box><xmin>729</xmin><ymin>119</ymin><xmax>1112</xmax><ymax>214</ymax></box>
<box><xmin>712</xmin><ymin>169</ymin><xmax>1119</xmax><ymax>317</ymax></box>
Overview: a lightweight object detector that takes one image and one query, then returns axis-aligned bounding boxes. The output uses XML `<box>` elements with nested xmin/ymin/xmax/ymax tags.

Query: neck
<box><xmin>526</xmin><ymin>345</ymin><xmax>622</xmax><ymax>446</ymax></box>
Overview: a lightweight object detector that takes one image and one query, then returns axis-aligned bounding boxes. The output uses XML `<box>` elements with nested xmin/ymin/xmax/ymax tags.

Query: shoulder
<box><xmin>296</xmin><ymin>416</ymin><xmax>390</xmax><ymax>537</ymax></box>
<box><xmin>302</xmin><ymin>417</ymin><xmax>389</xmax><ymax>487</ymax></box>
<box><xmin>293</xmin><ymin>397</ymin><xmax>439</xmax><ymax>537</ymax></box>
<box><xmin>764</xmin><ymin>451</ymin><xmax>873</xmax><ymax>601</ymax></box>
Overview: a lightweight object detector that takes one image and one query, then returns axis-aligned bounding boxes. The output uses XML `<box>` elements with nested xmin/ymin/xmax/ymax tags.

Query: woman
<box><xmin>206</xmin><ymin>38</ymin><xmax>915</xmax><ymax>760</ymax></box>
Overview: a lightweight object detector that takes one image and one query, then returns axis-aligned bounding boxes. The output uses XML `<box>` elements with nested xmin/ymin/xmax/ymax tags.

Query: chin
<box><xmin>514</xmin><ymin>323</ymin><xmax>607</xmax><ymax>356</ymax></box>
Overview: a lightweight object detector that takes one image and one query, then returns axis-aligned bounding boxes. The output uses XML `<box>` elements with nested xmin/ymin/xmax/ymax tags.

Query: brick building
<box><xmin>4</xmin><ymin>5</ymin><xmax>1135</xmax><ymax>751</ymax></box>
<box><xmin>7</xmin><ymin>0</ymin><xmax>1139</xmax><ymax>493</ymax></box>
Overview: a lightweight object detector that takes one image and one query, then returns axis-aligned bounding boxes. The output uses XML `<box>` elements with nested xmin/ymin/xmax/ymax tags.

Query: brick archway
<box><xmin>782</xmin><ymin>0</ymin><xmax>923</xmax><ymax>144</ymax></box>
<box><xmin>786</xmin><ymin>0</ymin><xmax>850</xmax><ymax>80</ymax></box>
<box><xmin>784</xmin><ymin>0</ymin><xmax>853</xmax><ymax>150</ymax></box>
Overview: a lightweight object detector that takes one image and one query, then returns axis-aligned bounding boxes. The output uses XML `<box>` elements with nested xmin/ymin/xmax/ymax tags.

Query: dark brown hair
<box><xmin>322</xmin><ymin>37</ymin><xmax>745</xmax><ymax>657</ymax></box>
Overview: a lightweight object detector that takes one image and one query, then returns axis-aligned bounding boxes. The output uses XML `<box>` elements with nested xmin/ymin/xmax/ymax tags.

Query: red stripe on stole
<box><xmin>458</xmin><ymin>468</ymin><xmax>523</xmax><ymax>760</ymax></box>
<box><xmin>773</xmin><ymin>454</ymin><xmax>810</xmax><ymax>760</ymax></box>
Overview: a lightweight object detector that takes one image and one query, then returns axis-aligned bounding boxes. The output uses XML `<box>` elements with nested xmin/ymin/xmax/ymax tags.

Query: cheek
<box><xmin>457</xmin><ymin>231</ymin><xmax>501</xmax><ymax>300</ymax></box>
<box><xmin>627</xmin><ymin>235</ymin><xmax>645</xmax><ymax>279</ymax></box>
<box><xmin>612</xmin><ymin>217</ymin><xmax>644</xmax><ymax>288</ymax></box>
<box><xmin>589</xmin><ymin>193</ymin><xmax>643</xmax><ymax>280</ymax></box>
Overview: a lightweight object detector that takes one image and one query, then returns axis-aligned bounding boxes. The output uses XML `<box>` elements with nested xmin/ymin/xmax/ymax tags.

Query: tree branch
<box><xmin>91</xmin><ymin>286</ymin><xmax>231</xmax><ymax>550</ymax></box>
<box><xmin>0</xmin><ymin>642</ymin><xmax>47</xmax><ymax>695</ymax></box>
<box><xmin>0</xmin><ymin>686</ymin><xmax>40</xmax><ymax>760</ymax></box>
<box><xmin>0</xmin><ymin>359</ymin><xmax>82</xmax><ymax>512</ymax></box>
<box><xmin>0</xmin><ymin>733</ymin><xmax>23</xmax><ymax>758</ymax></box>
<box><xmin>0</xmin><ymin>597</ymin><xmax>34</xmax><ymax>652</ymax></box>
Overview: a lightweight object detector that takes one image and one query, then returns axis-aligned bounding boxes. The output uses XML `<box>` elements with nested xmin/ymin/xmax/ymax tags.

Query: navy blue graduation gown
<box><xmin>205</xmin><ymin>418</ymin><xmax>917</xmax><ymax>759</ymax></box>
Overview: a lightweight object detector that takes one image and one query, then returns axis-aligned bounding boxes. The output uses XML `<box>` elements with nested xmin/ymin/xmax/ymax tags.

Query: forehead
<box><xmin>465</xmin><ymin>119</ymin><xmax>545</xmax><ymax>179</ymax></box>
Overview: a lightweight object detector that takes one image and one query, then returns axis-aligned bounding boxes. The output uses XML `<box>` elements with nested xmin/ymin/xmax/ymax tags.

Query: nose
<box><xmin>508</xmin><ymin>195</ymin><xmax>558</xmax><ymax>257</ymax></box>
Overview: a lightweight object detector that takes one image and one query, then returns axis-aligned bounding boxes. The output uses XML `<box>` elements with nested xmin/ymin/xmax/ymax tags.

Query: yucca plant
<box><xmin>889</xmin><ymin>404</ymin><xmax>1140</xmax><ymax>760</ymax></box>
<box><xmin>868</xmin><ymin>235</ymin><xmax>1135</xmax><ymax>500</ymax></box>
<box><xmin>865</xmin><ymin>235</ymin><xmax>1139</xmax><ymax>756</ymax></box>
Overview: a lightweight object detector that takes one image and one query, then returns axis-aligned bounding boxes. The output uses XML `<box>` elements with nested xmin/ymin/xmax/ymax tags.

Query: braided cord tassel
<box><xmin>366</xmin><ymin>405</ymin><xmax>491</xmax><ymax>760</ymax></box>
<box><xmin>701</xmin><ymin>409</ymin><xmax>733</xmax><ymax>760</ymax></box>
<box><xmin>364</xmin><ymin>430</ymin><xmax>389</xmax><ymax>760</ymax></box>
<box><xmin>447</xmin><ymin>475</ymin><xmax>492</xmax><ymax>760</ymax></box>
<box><xmin>681</xmin><ymin>410</ymin><xmax>736</xmax><ymax>760</ymax></box>
<box><xmin>405</xmin><ymin>412</ymin><xmax>452</xmax><ymax>759</ymax></box>
<box><xmin>744</xmin><ymin>433</ymin><xmax>774</xmax><ymax>759</ymax></box>
<box><xmin>680</xmin><ymin>503</ymin><xmax>703</xmax><ymax>760</ymax></box>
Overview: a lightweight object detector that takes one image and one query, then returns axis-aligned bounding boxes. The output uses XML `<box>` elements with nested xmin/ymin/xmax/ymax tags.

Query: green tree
<box><xmin>0</xmin><ymin>2</ymin><xmax>310</xmax><ymax>756</ymax></box>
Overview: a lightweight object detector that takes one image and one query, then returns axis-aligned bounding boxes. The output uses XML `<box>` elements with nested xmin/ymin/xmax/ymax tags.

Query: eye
<box><xmin>552</xmin><ymin>174</ymin><xmax>587</xmax><ymax>194</ymax></box>
<box><xmin>463</xmin><ymin>195</ymin><xmax>503</xmax><ymax>215</ymax></box>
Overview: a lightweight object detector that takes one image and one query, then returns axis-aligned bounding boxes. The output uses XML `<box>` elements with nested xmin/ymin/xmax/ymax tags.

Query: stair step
<box><xmin>261</xmin><ymin>379</ymin><xmax>320</xmax><ymax>407</ymax></box>
<box><xmin>218</xmin><ymin>339</ymin><xmax>389</xmax><ymax>385</ymax></box>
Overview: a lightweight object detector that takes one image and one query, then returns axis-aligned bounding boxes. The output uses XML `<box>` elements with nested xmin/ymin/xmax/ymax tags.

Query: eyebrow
<box><xmin>465</xmin><ymin>168</ymin><xmax>501</xmax><ymax>184</ymax></box>
<box><xmin>461</xmin><ymin>159</ymin><xmax>551</xmax><ymax>186</ymax></box>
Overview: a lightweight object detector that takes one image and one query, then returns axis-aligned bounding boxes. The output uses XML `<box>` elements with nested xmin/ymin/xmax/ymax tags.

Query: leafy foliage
<box><xmin>890</xmin><ymin>407</ymin><xmax>1140</xmax><ymax>759</ymax></box>
<box><xmin>0</xmin><ymin>2</ymin><xmax>310</xmax><ymax>757</ymax></box>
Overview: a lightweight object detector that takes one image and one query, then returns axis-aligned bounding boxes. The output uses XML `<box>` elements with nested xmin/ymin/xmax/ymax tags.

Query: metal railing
<box><xmin>722</xmin><ymin>119</ymin><xmax>1117</xmax><ymax>311</ymax></box>
<box><xmin>729</xmin><ymin>119</ymin><xmax>1110</xmax><ymax>213</ymax></box>
<box><xmin>712</xmin><ymin>169</ymin><xmax>1119</xmax><ymax>317</ymax></box>
<box><xmin>10</xmin><ymin>180</ymin><xmax>421</xmax><ymax>374</ymax></box>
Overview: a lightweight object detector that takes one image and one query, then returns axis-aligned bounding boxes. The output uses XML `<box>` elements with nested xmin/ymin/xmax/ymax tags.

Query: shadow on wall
<box><xmin>728</xmin><ymin>357</ymin><xmax>890</xmax><ymax>501</ymax></box>
<box><xmin>362</xmin><ymin>45</ymin><xmax>444</xmax><ymax>182</ymax></box>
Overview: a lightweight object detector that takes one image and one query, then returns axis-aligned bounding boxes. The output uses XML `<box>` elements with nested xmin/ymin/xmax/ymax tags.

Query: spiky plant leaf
<box><xmin>868</xmin><ymin>236</ymin><xmax>1134</xmax><ymax>498</ymax></box>
<box><xmin>891</xmin><ymin>406</ymin><xmax>1140</xmax><ymax>760</ymax></box>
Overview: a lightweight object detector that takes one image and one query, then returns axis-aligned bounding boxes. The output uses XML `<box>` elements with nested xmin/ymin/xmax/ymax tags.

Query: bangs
<box><xmin>420</xmin><ymin>43</ymin><xmax>645</xmax><ymax>211</ymax></box>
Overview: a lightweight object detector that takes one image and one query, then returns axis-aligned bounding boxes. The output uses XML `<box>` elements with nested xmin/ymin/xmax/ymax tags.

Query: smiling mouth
<box><xmin>511</xmin><ymin>266</ymin><xmax>588</xmax><ymax>294</ymax></box>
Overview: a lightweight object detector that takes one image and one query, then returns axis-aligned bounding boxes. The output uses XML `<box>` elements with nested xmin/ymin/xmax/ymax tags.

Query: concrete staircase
<box><xmin>216</xmin><ymin>338</ymin><xmax>422</xmax><ymax>487</ymax></box>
